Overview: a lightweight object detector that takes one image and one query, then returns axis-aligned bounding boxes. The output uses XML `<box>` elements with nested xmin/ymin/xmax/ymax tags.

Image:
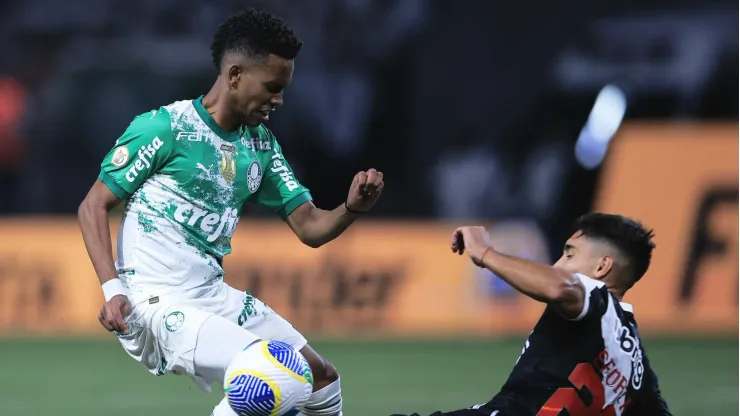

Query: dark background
<box><xmin>0</xmin><ymin>0</ymin><xmax>736</xmax><ymax>258</ymax></box>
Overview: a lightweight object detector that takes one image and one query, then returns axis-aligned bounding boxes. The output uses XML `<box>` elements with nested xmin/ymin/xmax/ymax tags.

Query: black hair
<box><xmin>211</xmin><ymin>8</ymin><xmax>302</xmax><ymax>72</ymax></box>
<box><xmin>573</xmin><ymin>213</ymin><xmax>655</xmax><ymax>287</ymax></box>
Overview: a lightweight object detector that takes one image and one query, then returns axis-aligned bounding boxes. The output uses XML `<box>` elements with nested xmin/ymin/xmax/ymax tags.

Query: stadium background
<box><xmin>0</xmin><ymin>0</ymin><xmax>737</xmax><ymax>415</ymax></box>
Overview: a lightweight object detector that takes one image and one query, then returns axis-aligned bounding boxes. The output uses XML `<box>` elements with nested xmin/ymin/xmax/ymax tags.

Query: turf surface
<box><xmin>0</xmin><ymin>338</ymin><xmax>736</xmax><ymax>415</ymax></box>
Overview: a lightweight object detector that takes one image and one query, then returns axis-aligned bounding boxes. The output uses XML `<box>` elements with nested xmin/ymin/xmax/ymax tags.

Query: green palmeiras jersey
<box><xmin>99</xmin><ymin>97</ymin><xmax>311</xmax><ymax>305</ymax></box>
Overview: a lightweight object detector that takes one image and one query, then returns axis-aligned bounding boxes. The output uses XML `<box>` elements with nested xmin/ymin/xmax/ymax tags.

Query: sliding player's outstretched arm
<box><xmin>452</xmin><ymin>226</ymin><xmax>586</xmax><ymax>319</ymax></box>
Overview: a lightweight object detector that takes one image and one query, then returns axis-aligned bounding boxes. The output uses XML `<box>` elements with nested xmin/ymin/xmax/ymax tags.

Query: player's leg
<box><xmin>154</xmin><ymin>303</ymin><xmax>261</xmax><ymax>416</ymax></box>
<box><xmin>234</xmin><ymin>291</ymin><xmax>343</xmax><ymax>416</ymax></box>
<box><xmin>299</xmin><ymin>344</ymin><xmax>342</xmax><ymax>416</ymax></box>
<box><xmin>193</xmin><ymin>313</ymin><xmax>264</xmax><ymax>416</ymax></box>
<box><xmin>192</xmin><ymin>313</ymin><xmax>261</xmax><ymax>390</ymax></box>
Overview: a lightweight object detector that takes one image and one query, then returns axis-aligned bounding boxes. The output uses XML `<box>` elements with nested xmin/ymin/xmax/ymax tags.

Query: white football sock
<box><xmin>210</xmin><ymin>398</ymin><xmax>238</xmax><ymax>416</ymax></box>
<box><xmin>301</xmin><ymin>377</ymin><xmax>342</xmax><ymax>416</ymax></box>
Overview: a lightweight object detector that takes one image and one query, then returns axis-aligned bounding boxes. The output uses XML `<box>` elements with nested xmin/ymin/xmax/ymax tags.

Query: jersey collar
<box><xmin>620</xmin><ymin>302</ymin><xmax>634</xmax><ymax>313</ymax></box>
<box><xmin>192</xmin><ymin>96</ymin><xmax>244</xmax><ymax>142</ymax></box>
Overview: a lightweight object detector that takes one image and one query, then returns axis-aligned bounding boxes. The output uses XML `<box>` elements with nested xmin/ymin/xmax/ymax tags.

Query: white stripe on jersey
<box><xmin>600</xmin><ymin>295</ymin><xmax>635</xmax><ymax>415</ymax></box>
<box><xmin>573</xmin><ymin>274</ymin><xmax>641</xmax><ymax>415</ymax></box>
<box><xmin>571</xmin><ymin>273</ymin><xmax>604</xmax><ymax>321</ymax></box>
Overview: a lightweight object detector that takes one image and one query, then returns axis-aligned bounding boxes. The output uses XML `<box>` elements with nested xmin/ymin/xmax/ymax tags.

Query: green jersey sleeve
<box><xmin>98</xmin><ymin>109</ymin><xmax>174</xmax><ymax>199</ymax></box>
<box><xmin>253</xmin><ymin>134</ymin><xmax>312</xmax><ymax>218</ymax></box>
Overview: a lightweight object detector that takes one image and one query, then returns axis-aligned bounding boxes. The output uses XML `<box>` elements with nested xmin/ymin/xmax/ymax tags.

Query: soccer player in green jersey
<box><xmin>78</xmin><ymin>9</ymin><xmax>383</xmax><ymax>416</ymax></box>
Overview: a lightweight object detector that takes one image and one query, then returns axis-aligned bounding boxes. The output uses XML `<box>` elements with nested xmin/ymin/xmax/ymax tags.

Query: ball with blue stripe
<box><xmin>224</xmin><ymin>340</ymin><xmax>314</xmax><ymax>416</ymax></box>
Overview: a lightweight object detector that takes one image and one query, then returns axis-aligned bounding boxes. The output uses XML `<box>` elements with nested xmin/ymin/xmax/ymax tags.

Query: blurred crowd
<box><xmin>0</xmin><ymin>0</ymin><xmax>736</xmax><ymax>238</ymax></box>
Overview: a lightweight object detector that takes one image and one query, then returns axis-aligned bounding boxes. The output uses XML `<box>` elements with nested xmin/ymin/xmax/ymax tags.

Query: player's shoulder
<box><xmin>127</xmin><ymin>98</ymin><xmax>209</xmax><ymax>147</ymax></box>
<box><xmin>253</xmin><ymin>124</ymin><xmax>277</xmax><ymax>142</ymax></box>
<box><xmin>574</xmin><ymin>273</ymin><xmax>608</xmax><ymax>294</ymax></box>
<box><xmin>126</xmin><ymin>105</ymin><xmax>174</xmax><ymax>138</ymax></box>
<box><xmin>249</xmin><ymin>124</ymin><xmax>285</xmax><ymax>154</ymax></box>
<box><xmin>160</xmin><ymin>99</ymin><xmax>201</xmax><ymax>132</ymax></box>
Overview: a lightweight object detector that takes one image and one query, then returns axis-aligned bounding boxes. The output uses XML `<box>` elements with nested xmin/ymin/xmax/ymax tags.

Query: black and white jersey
<box><xmin>487</xmin><ymin>274</ymin><xmax>672</xmax><ymax>416</ymax></box>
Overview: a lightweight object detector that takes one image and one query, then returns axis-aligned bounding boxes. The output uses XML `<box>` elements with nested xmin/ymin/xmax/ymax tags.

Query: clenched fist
<box><xmin>98</xmin><ymin>294</ymin><xmax>132</xmax><ymax>334</ymax></box>
<box><xmin>451</xmin><ymin>226</ymin><xmax>492</xmax><ymax>267</ymax></box>
<box><xmin>345</xmin><ymin>168</ymin><xmax>384</xmax><ymax>213</ymax></box>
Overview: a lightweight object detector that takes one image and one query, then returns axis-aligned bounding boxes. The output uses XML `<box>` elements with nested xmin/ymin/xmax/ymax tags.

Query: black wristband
<box><xmin>344</xmin><ymin>201</ymin><xmax>363</xmax><ymax>214</ymax></box>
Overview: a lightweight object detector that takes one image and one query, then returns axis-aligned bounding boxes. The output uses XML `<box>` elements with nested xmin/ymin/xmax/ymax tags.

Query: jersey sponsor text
<box><xmin>270</xmin><ymin>148</ymin><xmax>299</xmax><ymax>192</ymax></box>
<box><xmin>173</xmin><ymin>205</ymin><xmax>239</xmax><ymax>242</ymax></box>
<box><xmin>126</xmin><ymin>136</ymin><xmax>164</xmax><ymax>182</ymax></box>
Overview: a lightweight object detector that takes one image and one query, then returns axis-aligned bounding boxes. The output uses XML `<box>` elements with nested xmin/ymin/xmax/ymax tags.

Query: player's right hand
<box><xmin>451</xmin><ymin>225</ymin><xmax>492</xmax><ymax>267</ymax></box>
<box><xmin>98</xmin><ymin>294</ymin><xmax>132</xmax><ymax>334</ymax></box>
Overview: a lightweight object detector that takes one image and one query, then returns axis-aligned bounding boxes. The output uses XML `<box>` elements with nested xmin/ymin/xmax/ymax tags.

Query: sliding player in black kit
<box><xmin>393</xmin><ymin>213</ymin><xmax>672</xmax><ymax>416</ymax></box>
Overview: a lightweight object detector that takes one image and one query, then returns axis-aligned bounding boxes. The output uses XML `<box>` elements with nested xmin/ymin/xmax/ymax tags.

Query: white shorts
<box><xmin>116</xmin><ymin>282</ymin><xmax>307</xmax><ymax>390</ymax></box>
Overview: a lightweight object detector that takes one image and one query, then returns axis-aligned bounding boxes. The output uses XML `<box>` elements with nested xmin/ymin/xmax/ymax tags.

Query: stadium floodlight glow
<box><xmin>575</xmin><ymin>84</ymin><xmax>627</xmax><ymax>170</ymax></box>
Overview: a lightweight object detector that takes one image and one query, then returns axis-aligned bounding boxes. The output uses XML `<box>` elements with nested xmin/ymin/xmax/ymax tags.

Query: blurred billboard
<box><xmin>1</xmin><ymin>123</ymin><xmax>736</xmax><ymax>338</ymax></box>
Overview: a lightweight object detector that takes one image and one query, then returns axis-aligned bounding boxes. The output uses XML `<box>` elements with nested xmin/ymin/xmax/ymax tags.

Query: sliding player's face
<box><xmin>553</xmin><ymin>232</ymin><xmax>610</xmax><ymax>281</ymax></box>
<box><xmin>232</xmin><ymin>54</ymin><xmax>293</xmax><ymax>126</ymax></box>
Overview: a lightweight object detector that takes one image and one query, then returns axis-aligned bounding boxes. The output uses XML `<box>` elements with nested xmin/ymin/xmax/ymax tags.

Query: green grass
<box><xmin>0</xmin><ymin>338</ymin><xmax>736</xmax><ymax>415</ymax></box>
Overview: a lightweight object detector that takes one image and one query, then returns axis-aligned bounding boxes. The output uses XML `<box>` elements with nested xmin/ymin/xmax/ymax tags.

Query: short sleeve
<box><xmin>253</xmin><ymin>135</ymin><xmax>312</xmax><ymax>218</ymax></box>
<box><xmin>98</xmin><ymin>109</ymin><xmax>174</xmax><ymax>199</ymax></box>
<box><xmin>570</xmin><ymin>273</ymin><xmax>610</xmax><ymax>321</ymax></box>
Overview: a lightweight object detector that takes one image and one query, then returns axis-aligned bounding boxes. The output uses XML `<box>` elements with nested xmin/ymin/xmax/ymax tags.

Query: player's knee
<box><xmin>303</xmin><ymin>362</ymin><xmax>342</xmax><ymax>416</ymax></box>
<box><xmin>300</xmin><ymin>345</ymin><xmax>339</xmax><ymax>389</ymax></box>
<box><xmin>310</xmin><ymin>356</ymin><xmax>339</xmax><ymax>391</ymax></box>
<box><xmin>320</xmin><ymin>359</ymin><xmax>339</xmax><ymax>384</ymax></box>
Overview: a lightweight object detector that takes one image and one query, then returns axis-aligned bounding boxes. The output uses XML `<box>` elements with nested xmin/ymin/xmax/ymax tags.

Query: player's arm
<box><xmin>452</xmin><ymin>226</ymin><xmax>586</xmax><ymax>319</ymax></box>
<box><xmin>286</xmin><ymin>201</ymin><xmax>359</xmax><ymax>248</ymax></box>
<box><xmin>78</xmin><ymin>109</ymin><xmax>174</xmax><ymax>332</ymax></box>
<box><xmin>78</xmin><ymin>180</ymin><xmax>123</xmax><ymax>290</ymax></box>
<box><xmin>255</xmin><ymin>136</ymin><xmax>383</xmax><ymax>248</ymax></box>
<box><xmin>78</xmin><ymin>180</ymin><xmax>128</xmax><ymax>332</ymax></box>
<box><xmin>286</xmin><ymin>168</ymin><xmax>383</xmax><ymax>247</ymax></box>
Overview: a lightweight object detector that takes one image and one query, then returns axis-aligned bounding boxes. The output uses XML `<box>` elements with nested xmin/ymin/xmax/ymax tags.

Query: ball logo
<box><xmin>247</xmin><ymin>161</ymin><xmax>263</xmax><ymax>193</ymax></box>
<box><xmin>111</xmin><ymin>146</ymin><xmax>130</xmax><ymax>168</ymax></box>
<box><xmin>164</xmin><ymin>311</ymin><xmax>185</xmax><ymax>332</ymax></box>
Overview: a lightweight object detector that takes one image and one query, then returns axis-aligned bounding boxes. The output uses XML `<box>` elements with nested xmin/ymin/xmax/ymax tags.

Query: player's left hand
<box><xmin>346</xmin><ymin>168</ymin><xmax>384</xmax><ymax>213</ymax></box>
<box><xmin>451</xmin><ymin>226</ymin><xmax>492</xmax><ymax>267</ymax></box>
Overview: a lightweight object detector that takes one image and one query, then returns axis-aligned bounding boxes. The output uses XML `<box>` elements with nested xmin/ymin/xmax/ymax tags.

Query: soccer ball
<box><xmin>224</xmin><ymin>340</ymin><xmax>314</xmax><ymax>416</ymax></box>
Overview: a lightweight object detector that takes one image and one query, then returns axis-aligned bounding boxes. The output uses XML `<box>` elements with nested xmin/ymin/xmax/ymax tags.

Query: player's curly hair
<box><xmin>211</xmin><ymin>8</ymin><xmax>302</xmax><ymax>72</ymax></box>
<box><xmin>573</xmin><ymin>213</ymin><xmax>656</xmax><ymax>287</ymax></box>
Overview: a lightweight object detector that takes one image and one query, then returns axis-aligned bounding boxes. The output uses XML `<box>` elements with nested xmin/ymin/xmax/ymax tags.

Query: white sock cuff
<box><xmin>302</xmin><ymin>377</ymin><xmax>342</xmax><ymax>416</ymax></box>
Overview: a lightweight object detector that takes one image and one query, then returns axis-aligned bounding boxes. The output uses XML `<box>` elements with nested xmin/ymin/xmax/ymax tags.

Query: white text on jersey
<box><xmin>243</xmin><ymin>137</ymin><xmax>271</xmax><ymax>151</ymax></box>
<box><xmin>126</xmin><ymin>137</ymin><xmax>164</xmax><ymax>182</ymax></box>
<box><xmin>173</xmin><ymin>205</ymin><xmax>239</xmax><ymax>242</ymax></box>
<box><xmin>270</xmin><ymin>148</ymin><xmax>299</xmax><ymax>192</ymax></box>
<box><xmin>175</xmin><ymin>131</ymin><xmax>214</xmax><ymax>144</ymax></box>
<box><xmin>613</xmin><ymin>319</ymin><xmax>645</xmax><ymax>390</ymax></box>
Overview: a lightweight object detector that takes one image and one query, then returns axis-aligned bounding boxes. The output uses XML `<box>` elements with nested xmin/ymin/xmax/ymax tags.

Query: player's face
<box><xmin>553</xmin><ymin>232</ymin><xmax>606</xmax><ymax>280</ymax></box>
<box><xmin>233</xmin><ymin>54</ymin><xmax>294</xmax><ymax>126</ymax></box>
